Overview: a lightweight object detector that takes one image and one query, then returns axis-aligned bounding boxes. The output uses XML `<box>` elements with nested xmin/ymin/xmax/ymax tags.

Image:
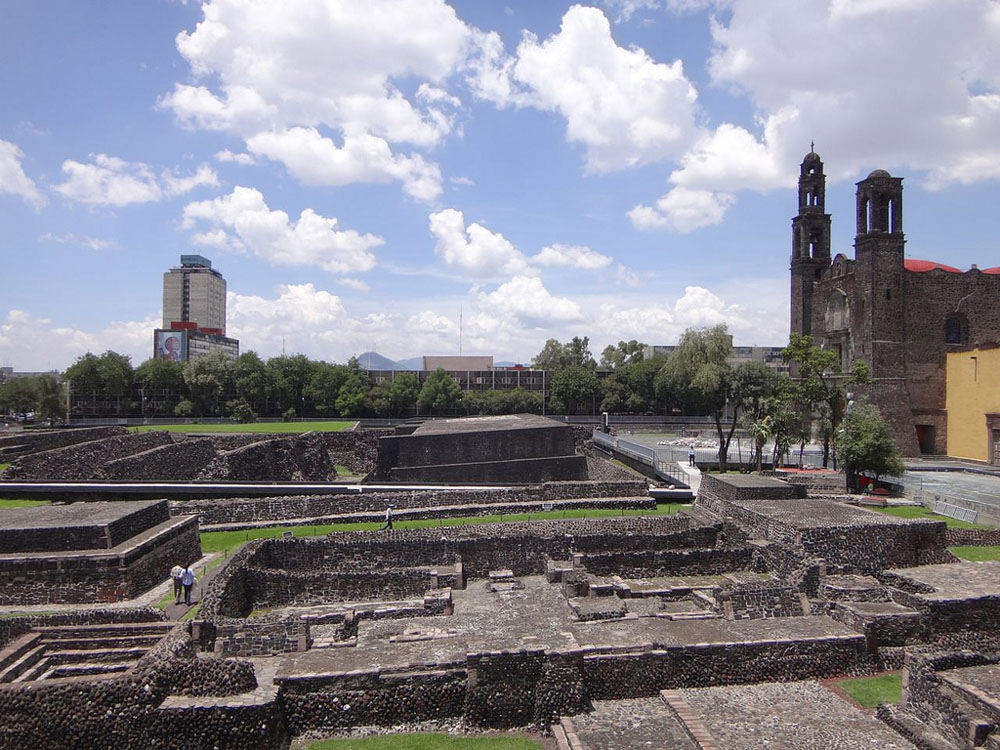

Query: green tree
<box><xmin>658</xmin><ymin>325</ymin><xmax>737</xmax><ymax>469</ymax></box>
<box><xmin>227</xmin><ymin>397</ymin><xmax>257</xmax><ymax>423</ymax></box>
<box><xmin>267</xmin><ymin>354</ymin><xmax>317</xmax><ymax>415</ymax></box>
<box><xmin>233</xmin><ymin>352</ymin><xmax>273</xmax><ymax>413</ymax></box>
<box><xmin>335</xmin><ymin>372</ymin><xmax>371</xmax><ymax>417</ymax></box>
<box><xmin>549</xmin><ymin>365</ymin><xmax>602</xmax><ymax>415</ymax></box>
<box><xmin>599</xmin><ymin>340</ymin><xmax>645</xmax><ymax>370</ymax></box>
<box><xmin>305</xmin><ymin>362</ymin><xmax>351</xmax><ymax>415</ymax></box>
<box><xmin>183</xmin><ymin>351</ymin><xmax>234</xmax><ymax>416</ymax></box>
<box><xmin>0</xmin><ymin>377</ymin><xmax>41</xmax><ymax>415</ymax></box>
<box><xmin>836</xmin><ymin>402</ymin><xmax>905</xmax><ymax>489</ymax></box>
<box><xmin>134</xmin><ymin>357</ymin><xmax>186</xmax><ymax>415</ymax></box>
<box><xmin>783</xmin><ymin>333</ymin><xmax>871</xmax><ymax>468</ymax></box>
<box><xmin>96</xmin><ymin>351</ymin><xmax>134</xmax><ymax>399</ymax></box>
<box><xmin>35</xmin><ymin>375</ymin><xmax>67</xmax><ymax>422</ymax></box>
<box><xmin>388</xmin><ymin>372</ymin><xmax>420</xmax><ymax>417</ymax></box>
<box><xmin>417</xmin><ymin>368</ymin><xmax>462</xmax><ymax>414</ymax></box>
<box><xmin>532</xmin><ymin>336</ymin><xmax>596</xmax><ymax>371</ymax></box>
<box><xmin>63</xmin><ymin>353</ymin><xmax>102</xmax><ymax>394</ymax></box>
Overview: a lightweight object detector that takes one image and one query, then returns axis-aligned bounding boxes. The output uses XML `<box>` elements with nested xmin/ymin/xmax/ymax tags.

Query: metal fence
<box><xmin>592</xmin><ymin>430</ymin><xmax>689</xmax><ymax>486</ymax></box>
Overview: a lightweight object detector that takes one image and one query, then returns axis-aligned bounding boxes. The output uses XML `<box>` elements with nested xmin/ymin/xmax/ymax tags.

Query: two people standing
<box><xmin>170</xmin><ymin>563</ymin><xmax>197</xmax><ymax>606</ymax></box>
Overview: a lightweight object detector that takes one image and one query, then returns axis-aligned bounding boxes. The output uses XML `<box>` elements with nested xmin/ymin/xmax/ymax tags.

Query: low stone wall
<box><xmin>197</xmin><ymin>432</ymin><xmax>334</xmax><ymax>482</ymax></box>
<box><xmin>580</xmin><ymin>547</ymin><xmax>753</xmax><ymax>578</ymax></box>
<box><xmin>0</xmin><ymin>426</ymin><xmax>126</xmax><ymax>457</ymax></box>
<box><xmin>945</xmin><ymin>527</ymin><xmax>1000</xmax><ymax>546</ymax></box>
<box><xmin>0</xmin><ymin>516</ymin><xmax>201</xmax><ymax>605</ymax></box>
<box><xmin>0</xmin><ymin>606</ymin><xmax>167</xmax><ymax>649</ymax></box>
<box><xmin>100</xmin><ymin>438</ymin><xmax>217</xmax><ymax>480</ymax></box>
<box><xmin>322</xmin><ymin>431</ymin><xmax>378</xmax><ymax>474</ymax></box>
<box><xmin>173</xmin><ymin>479</ymin><xmax>649</xmax><ymax>527</ymax></box>
<box><xmin>716</xmin><ymin>580</ymin><xmax>806</xmax><ymax>620</ymax></box>
<box><xmin>3</xmin><ymin>431</ymin><xmax>173</xmax><ymax>480</ymax></box>
<box><xmin>0</xmin><ymin>620</ymin><xmax>287</xmax><ymax>750</ymax></box>
<box><xmin>245</xmin><ymin>565</ymin><xmax>431</xmax><ymax>608</ymax></box>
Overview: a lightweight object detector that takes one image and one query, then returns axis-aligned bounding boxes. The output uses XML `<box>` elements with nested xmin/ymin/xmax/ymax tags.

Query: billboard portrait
<box><xmin>155</xmin><ymin>330</ymin><xmax>187</xmax><ymax>362</ymax></box>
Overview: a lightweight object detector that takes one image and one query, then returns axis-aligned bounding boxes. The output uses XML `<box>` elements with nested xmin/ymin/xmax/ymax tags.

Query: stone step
<box><xmin>44</xmin><ymin>662</ymin><xmax>134</xmax><ymax>679</ymax></box>
<box><xmin>32</xmin><ymin>621</ymin><xmax>174</xmax><ymax>639</ymax></box>
<box><xmin>0</xmin><ymin>644</ymin><xmax>46</xmax><ymax>683</ymax></box>
<box><xmin>44</xmin><ymin>647</ymin><xmax>149</xmax><ymax>665</ymax></box>
<box><xmin>40</xmin><ymin>633</ymin><xmax>165</xmax><ymax>650</ymax></box>
<box><xmin>0</xmin><ymin>632</ymin><xmax>42</xmax><ymax>673</ymax></box>
<box><xmin>14</xmin><ymin>656</ymin><xmax>52</xmax><ymax>682</ymax></box>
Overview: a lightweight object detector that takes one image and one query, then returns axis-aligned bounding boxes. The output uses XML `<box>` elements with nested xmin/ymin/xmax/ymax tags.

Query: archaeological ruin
<box><xmin>0</xmin><ymin>425</ymin><xmax>999</xmax><ymax>748</ymax></box>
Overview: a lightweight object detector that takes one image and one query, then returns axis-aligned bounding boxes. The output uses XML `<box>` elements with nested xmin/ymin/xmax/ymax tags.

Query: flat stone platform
<box><xmin>566</xmin><ymin>697</ymin><xmax>697</xmax><ymax>750</ymax></box>
<box><xmin>734</xmin><ymin>496</ymin><xmax>912</xmax><ymax>529</ymax></box>
<box><xmin>0</xmin><ymin>499</ymin><xmax>167</xmax><ymax>552</ymax></box>
<box><xmin>676</xmin><ymin>680</ymin><xmax>916</xmax><ymax>749</ymax></box>
<box><xmin>277</xmin><ymin>576</ymin><xmax>862</xmax><ymax>679</ymax></box>
<box><xmin>886</xmin><ymin>561</ymin><xmax>1000</xmax><ymax>600</ymax></box>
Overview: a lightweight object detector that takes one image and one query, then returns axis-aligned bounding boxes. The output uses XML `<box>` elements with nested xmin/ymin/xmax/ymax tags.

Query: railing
<box><xmin>930</xmin><ymin>500</ymin><xmax>979</xmax><ymax>525</ymax></box>
<box><xmin>592</xmin><ymin>430</ymin><xmax>690</xmax><ymax>487</ymax></box>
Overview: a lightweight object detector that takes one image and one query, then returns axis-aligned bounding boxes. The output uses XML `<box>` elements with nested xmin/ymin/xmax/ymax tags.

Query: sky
<box><xmin>2</xmin><ymin>0</ymin><xmax>1000</xmax><ymax>371</ymax></box>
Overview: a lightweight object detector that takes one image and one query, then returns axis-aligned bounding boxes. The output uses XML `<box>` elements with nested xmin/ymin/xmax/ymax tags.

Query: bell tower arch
<box><xmin>790</xmin><ymin>147</ymin><xmax>832</xmax><ymax>336</ymax></box>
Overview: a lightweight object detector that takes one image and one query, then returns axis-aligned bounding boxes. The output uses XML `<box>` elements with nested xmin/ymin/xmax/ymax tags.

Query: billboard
<box><xmin>154</xmin><ymin>330</ymin><xmax>187</xmax><ymax>362</ymax></box>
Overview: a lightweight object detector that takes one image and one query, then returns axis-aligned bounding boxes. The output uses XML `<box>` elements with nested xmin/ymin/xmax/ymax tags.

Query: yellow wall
<box><xmin>946</xmin><ymin>348</ymin><xmax>1000</xmax><ymax>461</ymax></box>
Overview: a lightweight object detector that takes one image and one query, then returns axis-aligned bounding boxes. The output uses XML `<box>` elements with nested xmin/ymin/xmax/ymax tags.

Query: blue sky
<box><xmin>2</xmin><ymin>0</ymin><xmax>1000</xmax><ymax>370</ymax></box>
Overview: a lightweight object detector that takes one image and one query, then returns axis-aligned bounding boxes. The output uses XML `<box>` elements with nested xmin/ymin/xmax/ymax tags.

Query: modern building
<box><xmin>946</xmin><ymin>345</ymin><xmax>1000</xmax><ymax>464</ymax></box>
<box><xmin>154</xmin><ymin>255</ymin><xmax>238</xmax><ymax>362</ymax></box>
<box><xmin>643</xmin><ymin>344</ymin><xmax>790</xmax><ymax>376</ymax></box>
<box><xmin>162</xmin><ymin>254</ymin><xmax>227</xmax><ymax>334</ymax></box>
<box><xmin>422</xmin><ymin>355</ymin><xmax>494</xmax><ymax>371</ymax></box>
<box><xmin>789</xmin><ymin>149</ymin><xmax>1000</xmax><ymax>455</ymax></box>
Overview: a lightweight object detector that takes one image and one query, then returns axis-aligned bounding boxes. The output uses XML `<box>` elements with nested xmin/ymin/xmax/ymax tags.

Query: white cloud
<box><xmin>531</xmin><ymin>243</ymin><xmax>612</xmax><ymax>270</ymax></box>
<box><xmin>54</xmin><ymin>154</ymin><xmax>218</xmax><ymax>206</ymax></box>
<box><xmin>247</xmin><ymin>127</ymin><xmax>442</xmax><ymax>201</ymax></box>
<box><xmin>337</xmin><ymin>277</ymin><xmax>371</xmax><ymax>293</ymax></box>
<box><xmin>39</xmin><ymin>233</ymin><xmax>114</xmax><ymax>251</ymax></box>
<box><xmin>428</xmin><ymin>208</ymin><xmax>532</xmax><ymax>279</ymax></box>
<box><xmin>617</xmin><ymin>264</ymin><xmax>641</xmax><ymax>287</ymax></box>
<box><xmin>450</xmin><ymin>175</ymin><xmax>475</xmax><ymax>187</ymax></box>
<box><xmin>0</xmin><ymin>139</ymin><xmax>44</xmax><ymax>206</ymax></box>
<box><xmin>214</xmin><ymin>149</ymin><xmax>256</xmax><ymax>165</ymax></box>
<box><xmin>629</xmin><ymin>186</ymin><xmax>735</xmax><ymax>232</ymax></box>
<box><xmin>477</xmin><ymin>275</ymin><xmax>583</xmax><ymax>327</ymax></box>
<box><xmin>162</xmin><ymin>0</ymin><xmax>476</xmax><ymax>197</ymax></box>
<box><xmin>600</xmin><ymin>0</ymin><xmax>662</xmax><ymax>22</ymax></box>
<box><xmin>0</xmin><ymin>309</ymin><xmax>158</xmax><ymax>371</ymax></box>
<box><xmin>699</xmin><ymin>0</ymin><xmax>1000</xmax><ymax>190</ymax></box>
<box><xmin>182</xmin><ymin>186</ymin><xmax>382</xmax><ymax>273</ymax></box>
<box><xmin>475</xmin><ymin>6</ymin><xmax>700</xmax><ymax>172</ymax></box>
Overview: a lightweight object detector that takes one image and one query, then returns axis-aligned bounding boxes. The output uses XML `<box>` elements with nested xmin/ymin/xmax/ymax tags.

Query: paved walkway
<box><xmin>674</xmin><ymin>462</ymin><xmax>702</xmax><ymax>495</ymax></box>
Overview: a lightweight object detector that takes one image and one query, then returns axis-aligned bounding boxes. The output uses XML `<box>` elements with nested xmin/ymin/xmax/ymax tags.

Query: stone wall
<box><xmin>245</xmin><ymin>565</ymin><xmax>431</xmax><ymax>608</ymax></box>
<box><xmin>99</xmin><ymin>438</ymin><xmax>217</xmax><ymax>480</ymax></box>
<box><xmin>197</xmin><ymin>432</ymin><xmax>334</xmax><ymax>481</ymax></box>
<box><xmin>0</xmin><ymin>426</ymin><xmax>126</xmax><ymax>458</ymax></box>
<box><xmin>173</xmin><ymin>479</ymin><xmax>649</xmax><ymax>527</ymax></box>
<box><xmin>0</xmin><ymin>516</ymin><xmax>201</xmax><ymax>605</ymax></box>
<box><xmin>945</xmin><ymin>527</ymin><xmax>1000</xmax><ymax>546</ymax></box>
<box><xmin>580</xmin><ymin>547</ymin><xmax>753</xmax><ymax>578</ymax></box>
<box><xmin>3</xmin><ymin>431</ymin><xmax>173</xmax><ymax>480</ymax></box>
<box><xmin>322</xmin><ymin>431</ymin><xmax>378</xmax><ymax>474</ymax></box>
<box><xmin>715</xmin><ymin>580</ymin><xmax>807</xmax><ymax>620</ymax></box>
<box><xmin>0</xmin><ymin>606</ymin><xmax>167</xmax><ymax>649</ymax></box>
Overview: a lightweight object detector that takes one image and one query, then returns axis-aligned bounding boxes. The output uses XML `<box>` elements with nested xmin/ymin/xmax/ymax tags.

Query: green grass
<box><xmin>872</xmin><ymin>505</ymin><xmax>989</xmax><ymax>529</ymax></box>
<box><xmin>0</xmin><ymin>463</ymin><xmax>9</xmax><ymax>472</ymax></box>
<box><xmin>950</xmin><ymin>545</ymin><xmax>1000</xmax><ymax>562</ymax></box>
<box><xmin>131</xmin><ymin>421</ymin><xmax>353</xmax><ymax>434</ymax></box>
<box><xmin>304</xmin><ymin>734</ymin><xmax>542</xmax><ymax>750</ymax></box>
<box><xmin>0</xmin><ymin>498</ymin><xmax>50</xmax><ymax>508</ymax></box>
<box><xmin>334</xmin><ymin>464</ymin><xmax>362</xmax><ymax>478</ymax></box>
<box><xmin>201</xmin><ymin>503</ymin><xmax>689</xmax><ymax>557</ymax></box>
<box><xmin>835</xmin><ymin>673</ymin><xmax>903</xmax><ymax>707</ymax></box>
<box><xmin>180</xmin><ymin>602</ymin><xmax>202</xmax><ymax>621</ymax></box>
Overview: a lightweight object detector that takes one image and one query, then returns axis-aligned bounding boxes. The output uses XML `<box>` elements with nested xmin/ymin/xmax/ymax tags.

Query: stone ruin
<box><xmin>2</xmin><ymin>465</ymin><xmax>1000</xmax><ymax>746</ymax></box>
<box><xmin>0</xmin><ymin>499</ymin><xmax>201</xmax><ymax>605</ymax></box>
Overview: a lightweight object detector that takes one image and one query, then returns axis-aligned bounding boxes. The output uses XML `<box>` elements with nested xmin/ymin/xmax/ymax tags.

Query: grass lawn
<box><xmin>131</xmin><ymin>421</ymin><xmax>353</xmax><ymax>434</ymax></box>
<box><xmin>872</xmin><ymin>505</ymin><xmax>988</xmax><ymax>530</ymax></box>
<box><xmin>201</xmin><ymin>503</ymin><xmax>689</xmax><ymax>557</ymax></box>
<box><xmin>0</xmin><ymin>463</ymin><xmax>8</xmax><ymax>472</ymax></box>
<box><xmin>835</xmin><ymin>673</ymin><xmax>903</xmax><ymax>707</ymax></box>
<box><xmin>0</xmin><ymin>498</ymin><xmax>51</xmax><ymax>509</ymax></box>
<box><xmin>304</xmin><ymin>734</ymin><xmax>542</xmax><ymax>750</ymax></box>
<box><xmin>950</xmin><ymin>545</ymin><xmax>1000</xmax><ymax>562</ymax></box>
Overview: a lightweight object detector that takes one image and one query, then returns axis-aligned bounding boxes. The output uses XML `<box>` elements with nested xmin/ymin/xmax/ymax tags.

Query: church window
<box><xmin>945</xmin><ymin>314</ymin><xmax>968</xmax><ymax>345</ymax></box>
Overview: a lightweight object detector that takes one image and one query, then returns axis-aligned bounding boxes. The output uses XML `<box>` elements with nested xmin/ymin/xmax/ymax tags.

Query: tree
<box><xmin>233</xmin><ymin>352</ymin><xmax>273</xmax><ymax>413</ymax></box>
<box><xmin>783</xmin><ymin>333</ymin><xmax>871</xmax><ymax>467</ymax></box>
<box><xmin>267</xmin><ymin>354</ymin><xmax>317</xmax><ymax>415</ymax></box>
<box><xmin>184</xmin><ymin>351</ymin><xmax>234</xmax><ymax>416</ymax></box>
<box><xmin>134</xmin><ymin>357</ymin><xmax>186</xmax><ymax>415</ymax></box>
<box><xmin>532</xmin><ymin>336</ymin><xmax>596</xmax><ymax>371</ymax></box>
<box><xmin>63</xmin><ymin>353</ymin><xmax>102</xmax><ymax>394</ymax></box>
<box><xmin>417</xmin><ymin>368</ymin><xmax>462</xmax><ymax>414</ymax></box>
<box><xmin>386</xmin><ymin>372</ymin><xmax>420</xmax><ymax>417</ymax></box>
<box><xmin>227</xmin><ymin>397</ymin><xmax>256</xmax><ymax>423</ymax></box>
<box><xmin>0</xmin><ymin>377</ymin><xmax>41</xmax><ymax>415</ymax></box>
<box><xmin>599</xmin><ymin>340</ymin><xmax>645</xmax><ymax>370</ymax></box>
<box><xmin>305</xmin><ymin>362</ymin><xmax>351</xmax><ymax>416</ymax></box>
<box><xmin>335</xmin><ymin>372</ymin><xmax>371</xmax><ymax>417</ymax></box>
<box><xmin>836</xmin><ymin>402</ymin><xmax>905</xmax><ymax>490</ymax></box>
<box><xmin>549</xmin><ymin>365</ymin><xmax>602</xmax><ymax>415</ymax></box>
<box><xmin>35</xmin><ymin>375</ymin><xmax>67</xmax><ymax>422</ymax></box>
<box><xmin>96</xmin><ymin>351</ymin><xmax>133</xmax><ymax>399</ymax></box>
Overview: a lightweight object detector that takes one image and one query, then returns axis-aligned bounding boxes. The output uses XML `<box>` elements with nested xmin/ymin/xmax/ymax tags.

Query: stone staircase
<box><xmin>0</xmin><ymin>621</ymin><xmax>174</xmax><ymax>683</ymax></box>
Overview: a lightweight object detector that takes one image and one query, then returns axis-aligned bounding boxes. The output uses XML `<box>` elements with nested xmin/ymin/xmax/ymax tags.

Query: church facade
<box><xmin>789</xmin><ymin>151</ymin><xmax>1000</xmax><ymax>455</ymax></box>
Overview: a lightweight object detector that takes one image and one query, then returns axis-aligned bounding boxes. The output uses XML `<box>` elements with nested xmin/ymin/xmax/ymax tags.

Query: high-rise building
<box><xmin>154</xmin><ymin>255</ymin><xmax>238</xmax><ymax>362</ymax></box>
<box><xmin>162</xmin><ymin>254</ymin><xmax>227</xmax><ymax>334</ymax></box>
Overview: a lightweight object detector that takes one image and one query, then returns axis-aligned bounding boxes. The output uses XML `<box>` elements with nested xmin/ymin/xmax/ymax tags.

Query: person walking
<box><xmin>381</xmin><ymin>505</ymin><xmax>393</xmax><ymax>531</ymax></box>
<box><xmin>180</xmin><ymin>564</ymin><xmax>196</xmax><ymax>606</ymax></box>
<box><xmin>688</xmin><ymin>447</ymin><xmax>696</xmax><ymax>467</ymax></box>
<box><xmin>170</xmin><ymin>564</ymin><xmax>184</xmax><ymax>604</ymax></box>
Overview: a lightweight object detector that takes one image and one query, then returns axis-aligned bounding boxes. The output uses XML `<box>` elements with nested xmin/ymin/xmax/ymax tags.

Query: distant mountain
<box><xmin>357</xmin><ymin>351</ymin><xmax>401</xmax><ymax>370</ymax></box>
<box><xmin>494</xmin><ymin>360</ymin><xmax>519</xmax><ymax>368</ymax></box>
<box><xmin>395</xmin><ymin>357</ymin><xmax>423</xmax><ymax>370</ymax></box>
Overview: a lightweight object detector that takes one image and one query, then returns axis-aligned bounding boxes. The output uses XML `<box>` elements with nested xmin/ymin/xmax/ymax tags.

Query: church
<box><xmin>789</xmin><ymin>150</ymin><xmax>1000</xmax><ymax>456</ymax></box>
